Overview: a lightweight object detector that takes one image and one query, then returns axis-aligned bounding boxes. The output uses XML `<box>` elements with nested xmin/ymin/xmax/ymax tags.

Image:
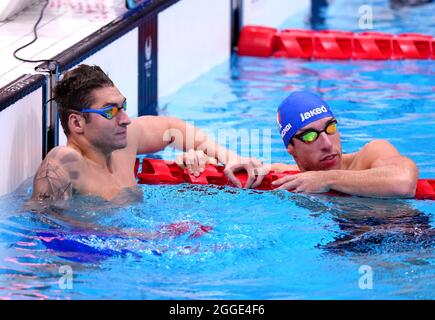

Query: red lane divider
<box><xmin>238</xmin><ymin>25</ymin><xmax>278</xmax><ymax>57</ymax></box>
<box><xmin>135</xmin><ymin>158</ymin><xmax>435</xmax><ymax>200</ymax></box>
<box><xmin>354</xmin><ymin>32</ymin><xmax>393</xmax><ymax>60</ymax></box>
<box><xmin>393</xmin><ymin>33</ymin><xmax>433</xmax><ymax>59</ymax></box>
<box><xmin>238</xmin><ymin>26</ymin><xmax>434</xmax><ymax>60</ymax></box>
<box><xmin>275</xmin><ymin>29</ymin><xmax>314</xmax><ymax>58</ymax></box>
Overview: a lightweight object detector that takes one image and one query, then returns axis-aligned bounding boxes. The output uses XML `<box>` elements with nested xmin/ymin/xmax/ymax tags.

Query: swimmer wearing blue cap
<box><xmin>271</xmin><ymin>91</ymin><xmax>419</xmax><ymax>198</ymax></box>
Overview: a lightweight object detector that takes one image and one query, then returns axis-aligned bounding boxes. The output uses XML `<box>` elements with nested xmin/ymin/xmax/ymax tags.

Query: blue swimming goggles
<box><xmin>81</xmin><ymin>100</ymin><xmax>127</xmax><ymax>120</ymax></box>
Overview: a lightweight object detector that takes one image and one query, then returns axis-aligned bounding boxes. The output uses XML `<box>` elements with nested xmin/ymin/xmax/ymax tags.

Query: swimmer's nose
<box><xmin>318</xmin><ymin>131</ymin><xmax>333</xmax><ymax>151</ymax></box>
<box><xmin>118</xmin><ymin>109</ymin><xmax>131</xmax><ymax>126</ymax></box>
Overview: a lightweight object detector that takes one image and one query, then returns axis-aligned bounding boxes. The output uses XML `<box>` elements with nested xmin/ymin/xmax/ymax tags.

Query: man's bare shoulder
<box><xmin>344</xmin><ymin>139</ymin><xmax>401</xmax><ymax>170</ymax></box>
<box><xmin>31</xmin><ymin>146</ymin><xmax>83</xmax><ymax>201</ymax></box>
<box><xmin>361</xmin><ymin>139</ymin><xmax>399</xmax><ymax>153</ymax></box>
<box><xmin>45</xmin><ymin>145</ymin><xmax>83</xmax><ymax>163</ymax></box>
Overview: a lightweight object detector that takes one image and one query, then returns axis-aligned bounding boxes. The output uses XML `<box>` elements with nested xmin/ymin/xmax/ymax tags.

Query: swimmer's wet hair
<box><xmin>54</xmin><ymin>64</ymin><xmax>114</xmax><ymax>135</ymax></box>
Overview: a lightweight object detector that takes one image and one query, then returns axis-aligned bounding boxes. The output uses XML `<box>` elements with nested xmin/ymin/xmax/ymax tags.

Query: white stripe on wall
<box><xmin>158</xmin><ymin>0</ymin><xmax>231</xmax><ymax>99</ymax></box>
<box><xmin>242</xmin><ymin>0</ymin><xmax>310</xmax><ymax>28</ymax></box>
<box><xmin>0</xmin><ymin>90</ymin><xmax>42</xmax><ymax>196</ymax></box>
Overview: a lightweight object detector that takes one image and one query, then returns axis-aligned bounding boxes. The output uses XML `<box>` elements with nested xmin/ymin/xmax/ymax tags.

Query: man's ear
<box><xmin>68</xmin><ymin>113</ymin><xmax>85</xmax><ymax>134</ymax></box>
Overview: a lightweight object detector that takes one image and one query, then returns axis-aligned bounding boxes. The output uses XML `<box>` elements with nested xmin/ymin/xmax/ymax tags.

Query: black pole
<box><xmin>231</xmin><ymin>0</ymin><xmax>242</xmax><ymax>54</ymax></box>
<box><xmin>310</xmin><ymin>0</ymin><xmax>329</xmax><ymax>30</ymax></box>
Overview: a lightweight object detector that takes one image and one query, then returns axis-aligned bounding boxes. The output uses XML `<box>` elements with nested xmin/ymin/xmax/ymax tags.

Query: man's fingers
<box><xmin>274</xmin><ymin>176</ymin><xmax>300</xmax><ymax>190</ymax></box>
<box><xmin>176</xmin><ymin>150</ymin><xmax>218</xmax><ymax>177</ymax></box>
<box><xmin>250</xmin><ymin>158</ymin><xmax>263</xmax><ymax>168</ymax></box>
<box><xmin>276</xmin><ymin>179</ymin><xmax>299</xmax><ymax>190</ymax></box>
<box><xmin>250</xmin><ymin>164</ymin><xmax>271</xmax><ymax>188</ymax></box>
<box><xmin>294</xmin><ymin>187</ymin><xmax>304</xmax><ymax>193</ymax></box>
<box><xmin>245</xmin><ymin>167</ymin><xmax>256</xmax><ymax>189</ymax></box>
<box><xmin>251</xmin><ymin>172</ymin><xmax>266</xmax><ymax>189</ymax></box>
<box><xmin>224</xmin><ymin>161</ymin><xmax>269</xmax><ymax>189</ymax></box>
<box><xmin>206</xmin><ymin>157</ymin><xmax>218</xmax><ymax>165</ymax></box>
<box><xmin>175</xmin><ymin>154</ymin><xmax>186</xmax><ymax>168</ymax></box>
<box><xmin>224</xmin><ymin>167</ymin><xmax>243</xmax><ymax>188</ymax></box>
<box><xmin>272</xmin><ymin>174</ymin><xmax>297</xmax><ymax>186</ymax></box>
<box><xmin>256</xmin><ymin>164</ymin><xmax>271</xmax><ymax>176</ymax></box>
<box><xmin>186</xmin><ymin>149</ymin><xmax>197</xmax><ymax>174</ymax></box>
<box><xmin>196</xmin><ymin>151</ymin><xmax>207</xmax><ymax>173</ymax></box>
<box><xmin>186</xmin><ymin>149</ymin><xmax>195</xmax><ymax>164</ymax></box>
<box><xmin>192</xmin><ymin>152</ymin><xmax>201</xmax><ymax>176</ymax></box>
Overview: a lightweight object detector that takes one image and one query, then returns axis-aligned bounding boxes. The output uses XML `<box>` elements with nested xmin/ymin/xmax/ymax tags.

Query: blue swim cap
<box><xmin>277</xmin><ymin>91</ymin><xmax>334</xmax><ymax>147</ymax></box>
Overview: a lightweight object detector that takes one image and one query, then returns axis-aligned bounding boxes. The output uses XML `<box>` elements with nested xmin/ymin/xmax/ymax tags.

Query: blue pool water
<box><xmin>0</xmin><ymin>0</ymin><xmax>434</xmax><ymax>299</ymax></box>
<box><xmin>285</xmin><ymin>0</ymin><xmax>435</xmax><ymax>34</ymax></box>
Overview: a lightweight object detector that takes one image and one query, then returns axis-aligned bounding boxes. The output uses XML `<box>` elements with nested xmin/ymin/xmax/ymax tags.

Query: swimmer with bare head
<box><xmin>31</xmin><ymin>64</ymin><xmax>265</xmax><ymax>202</ymax></box>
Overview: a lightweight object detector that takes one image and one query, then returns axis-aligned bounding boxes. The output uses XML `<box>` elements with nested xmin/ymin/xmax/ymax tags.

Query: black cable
<box><xmin>13</xmin><ymin>0</ymin><xmax>59</xmax><ymax>70</ymax></box>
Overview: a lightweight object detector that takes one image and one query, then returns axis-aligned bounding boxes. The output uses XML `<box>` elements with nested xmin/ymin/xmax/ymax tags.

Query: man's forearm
<box><xmin>167</xmin><ymin>118</ymin><xmax>239</xmax><ymax>164</ymax></box>
<box><xmin>326</xmin><ymin>166</ymin><xmax>417</xmax><ymax>198</ymax></box>
<box><xmin>197</xmin><ymin>138</ymin><xmax>240</xmax><ymax>165</ymax></box>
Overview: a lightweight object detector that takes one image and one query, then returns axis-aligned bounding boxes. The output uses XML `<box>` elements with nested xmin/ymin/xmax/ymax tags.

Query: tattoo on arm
<box><xmin>32</xmin><ymin>159</ymin><xmax>74</xmax><ymax>201</ymax></box>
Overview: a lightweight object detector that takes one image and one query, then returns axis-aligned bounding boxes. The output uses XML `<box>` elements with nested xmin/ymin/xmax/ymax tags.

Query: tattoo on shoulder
<box><xmin>32</xmin><ymin>158</ymin><xmax>74</xmax><ymax>201</ymax></box>
<box><xmin>59</xmin><ymin>152</ymin><xmax>80</xmax><ymax>165</ymax></box>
